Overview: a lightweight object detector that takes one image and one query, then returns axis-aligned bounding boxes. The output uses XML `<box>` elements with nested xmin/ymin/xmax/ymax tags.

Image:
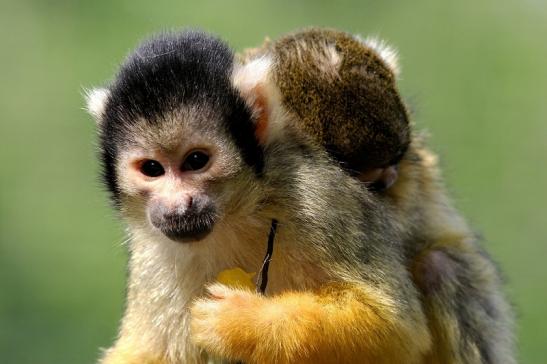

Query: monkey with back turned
<box><xmin>239</xmin><ymin>28</ymin><xmax>515</xmax><ymax>364</ymax></box>
<box><xmin>85</xmin><ymin>29</ymin><xmax>514</xmax><ymax>364</ymax></box>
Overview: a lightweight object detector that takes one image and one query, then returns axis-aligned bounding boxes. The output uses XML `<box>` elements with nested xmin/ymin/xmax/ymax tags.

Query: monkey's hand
<box><xmin>190</xmin><ymin>283</ymin><xmax>430</xmax><ymax>364</ymax></box>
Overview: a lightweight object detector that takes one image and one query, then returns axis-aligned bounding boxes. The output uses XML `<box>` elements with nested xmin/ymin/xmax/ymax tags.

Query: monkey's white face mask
<box><xmin>87</xmin><ymin>88</ymin><xmax>266</xmax><ymax>245</ymax></box>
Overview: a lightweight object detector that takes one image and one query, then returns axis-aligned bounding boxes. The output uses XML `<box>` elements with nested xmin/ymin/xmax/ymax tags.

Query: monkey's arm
<box><xmin>191</xmin><ymin>281</ymin><xmax>430</xmax><ymax>364</ymax></box>
<box><xmin>412</xmin><ymin>242</ymin><xmax>515</xmax><ymax>364</ymax></box>
<box><xmin>99</xmin><ymin>342</ymin><xmax>168</xmax><ymax>364</ymax></box>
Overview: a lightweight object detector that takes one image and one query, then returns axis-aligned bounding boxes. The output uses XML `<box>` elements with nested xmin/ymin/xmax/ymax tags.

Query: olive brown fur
<box><xmin>241</xmin><ymin>28</ymin><xmax>410</xmax><ymax>172</ymax></box>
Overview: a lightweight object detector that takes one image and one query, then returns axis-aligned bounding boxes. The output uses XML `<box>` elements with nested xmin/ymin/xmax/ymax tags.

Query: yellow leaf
<box><xmin>217</xmin><ymin>267</ymin><xmax>256</xmax><ymax>291</ymax></box>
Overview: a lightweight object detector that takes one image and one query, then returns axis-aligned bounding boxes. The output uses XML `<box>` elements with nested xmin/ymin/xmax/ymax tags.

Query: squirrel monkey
<box><xmin>85</xmin><ymin>29</ymin><xmax>513</xmax><ymax>364</ymax></box>
<box><xmin>239</xmin><ymin>28</ymin><xmax>516</xmax><ymax>364</ymax></box>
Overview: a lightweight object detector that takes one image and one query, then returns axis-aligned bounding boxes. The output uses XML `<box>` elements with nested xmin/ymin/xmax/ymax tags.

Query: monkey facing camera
<box><xmin>86</xmin><ymin>29</ymin><xmax>514</xmax><ymax>364</ymax></box>
<box><xmin>86</xmin><ymin>32</ymin><xmax>263</xmax><ymax>247</ymax></box>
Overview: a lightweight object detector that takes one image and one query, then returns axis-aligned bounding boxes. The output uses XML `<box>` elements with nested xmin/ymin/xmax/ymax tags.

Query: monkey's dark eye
<box><xmin>140</xmin><ymin>160</ymin><xmax>165</xmax><ymax>177</ymax></box>
<box><xmin>182</xmin><ymin>151</ymin><xmax>210</xmax><ymax>171</ymax></box>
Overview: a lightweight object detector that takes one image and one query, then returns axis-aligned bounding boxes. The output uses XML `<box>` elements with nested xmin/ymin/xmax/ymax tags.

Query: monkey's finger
<box><xmin>205</xmin><ymin>283</ymin><xmax>231</xmax><ymax>299</ymax></box>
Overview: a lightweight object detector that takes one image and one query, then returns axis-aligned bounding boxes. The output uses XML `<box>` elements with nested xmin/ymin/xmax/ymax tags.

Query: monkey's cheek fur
<box><xmin>190</xmin><ymin>284</ymin><xmax>262</xmax><ymax>362</ymax></box>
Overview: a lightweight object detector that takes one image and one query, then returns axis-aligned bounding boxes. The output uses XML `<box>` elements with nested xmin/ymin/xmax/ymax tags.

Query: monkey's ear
<box><xmin>84</xmin><ymin>88</ymin><xmax>110</xmax><ymax>125</ymax></box>
<box><xmin>233</xmin><ymin>57</ymin><xmax>284</xmax><ymax>145</ymax></box>
<box><xmin>358</xmin><ymin>36</ymin><xmax>400</xmax><ymax>77</ymax></box>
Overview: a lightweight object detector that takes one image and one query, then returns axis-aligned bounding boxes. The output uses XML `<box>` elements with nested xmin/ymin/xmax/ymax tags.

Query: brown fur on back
<box><xmin>263</xmin><ymin>28</ymin><xmax>410</xmax><ymax>170</ymax></box>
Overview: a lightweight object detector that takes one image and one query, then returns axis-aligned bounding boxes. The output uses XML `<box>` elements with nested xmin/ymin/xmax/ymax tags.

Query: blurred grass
<box><xmin>0</xmin><ymin>0</ymin><xmax>546</xmax><ymax>363</ymax></box>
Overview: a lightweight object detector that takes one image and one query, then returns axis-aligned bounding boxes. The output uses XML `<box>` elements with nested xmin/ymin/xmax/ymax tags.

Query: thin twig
<box><xmin>256</xmin><ymin>219</ymin><xmax>278</xmax><ymax>294</ymax></box>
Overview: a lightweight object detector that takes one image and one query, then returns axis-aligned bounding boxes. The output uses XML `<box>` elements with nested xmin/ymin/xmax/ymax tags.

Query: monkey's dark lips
<box><xmin>153</xmin><ymin>208</ymin><xmax>216</xmax><ymax>243</ymax></box>
<box><xmin>163</xmin><ymin>225</ymin><xmax>213</xmax><ymax>243</ymax></box>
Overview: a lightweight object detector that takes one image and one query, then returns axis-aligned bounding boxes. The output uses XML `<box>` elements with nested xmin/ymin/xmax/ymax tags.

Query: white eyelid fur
<box><xmin>84</xmin><ymin>87</ymin><xmax>110</xmax><ymax>123</ymax></box>
<box><xmin>356</xmin><ymin>35</ymin><xmax>400</xmax><ymax>77</ymax></box>
<box><xmin>232</xmin><ymin>56</ymin><xmax>272</xmax><ymax>96</ymax></box>
<box><xmin>232</xmin><ymin>56</ymin><xmax>288</xmax><ymax>144</ymax></box>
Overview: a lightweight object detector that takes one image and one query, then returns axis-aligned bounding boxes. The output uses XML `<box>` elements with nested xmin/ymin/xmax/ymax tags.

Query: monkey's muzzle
<box><xmin>149</xmin><ymin>204</ymin><xmax>217</xmax><ymax>243</ymax></box>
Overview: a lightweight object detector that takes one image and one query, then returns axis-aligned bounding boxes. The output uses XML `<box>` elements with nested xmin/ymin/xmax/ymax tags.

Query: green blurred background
<box><xmin>1</xmin><ymin>0</ymin><xmax>546</xmax><ymax>362</ymax></box>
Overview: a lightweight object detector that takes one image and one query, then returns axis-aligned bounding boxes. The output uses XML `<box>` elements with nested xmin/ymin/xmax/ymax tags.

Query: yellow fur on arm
<box><xmin>99</xmin><ymin>345</ymin><xmax>167</xmax><ymax>364</ymax></box>
<box><xmin>191</xmin><ymin>283</ymin><xmax>430</xmax><ymax>364</ymax></box>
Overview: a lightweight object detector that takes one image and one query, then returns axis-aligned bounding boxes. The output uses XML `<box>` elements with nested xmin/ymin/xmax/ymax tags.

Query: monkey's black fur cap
<box><xmin>99</xmin><ymin>31</ymin><xmax>263</xmax><ymax>204</ymax></box>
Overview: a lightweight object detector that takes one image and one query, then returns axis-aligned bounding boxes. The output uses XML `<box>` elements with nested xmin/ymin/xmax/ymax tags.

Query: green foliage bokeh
<box><xmin>1</xmin><ymin>0</ymin><xmax>546</xmax><ymax>363</ymax></box>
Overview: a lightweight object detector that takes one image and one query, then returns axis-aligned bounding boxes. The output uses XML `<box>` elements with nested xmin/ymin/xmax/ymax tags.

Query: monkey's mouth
<box><xmin>152</xmin><ymin>207</ymin><xmax>217</xmax><ymax>243</ymax></box>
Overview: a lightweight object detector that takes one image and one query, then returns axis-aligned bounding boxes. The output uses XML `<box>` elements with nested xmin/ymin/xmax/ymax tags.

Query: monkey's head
<box><xmin>253</xmin><ymin>28</ymin><xmax>410</xmax><ymax>187</ymax></box>
<box><xmin>86</xmin><ymin>31</ymin><xmax>265</xmax><ymax>243</ymax></box>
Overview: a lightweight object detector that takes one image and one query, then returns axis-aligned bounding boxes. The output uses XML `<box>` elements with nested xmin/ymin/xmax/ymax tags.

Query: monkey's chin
<box><xmin>162</xmin><ymin>227</ymin><xmax>213</xmax><ymax>243</ymax></box>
